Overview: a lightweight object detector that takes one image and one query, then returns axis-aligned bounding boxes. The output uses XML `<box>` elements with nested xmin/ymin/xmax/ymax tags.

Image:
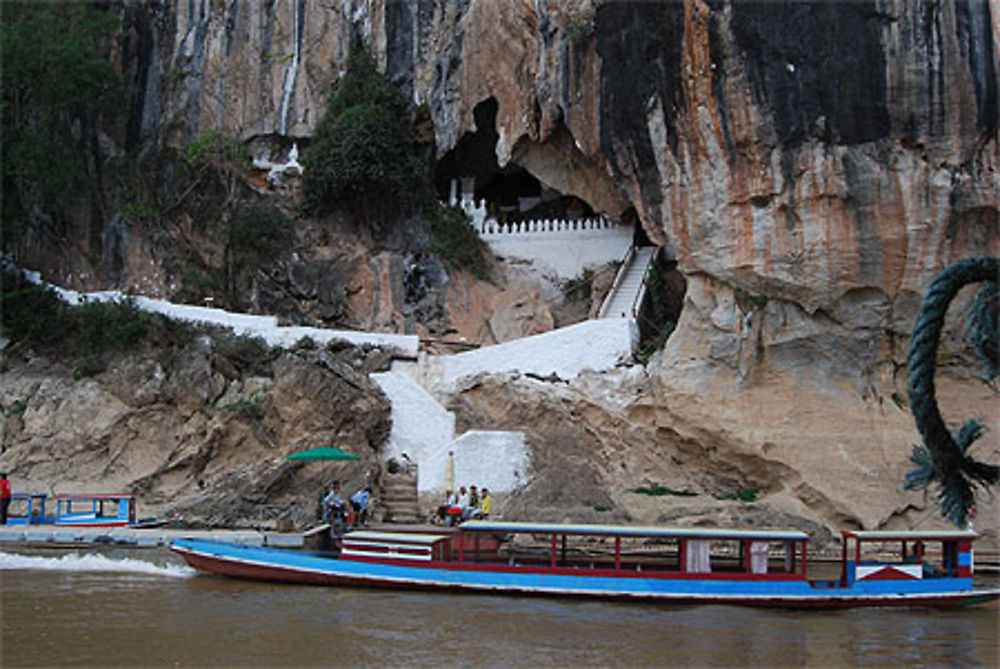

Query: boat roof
<box><xmin>55</xmin><ymin>493</ymin><xmax>133</xmax><ymax>499</ymax></box>
<box><xmin>346</xmin><ymin>531</ymin><xmax>450</xmax><ymax>545</ymax></box>
<box><xmin>459</xmin><ymin>520</ymin><xmax>808</xmax><ymax>541</ymax></box>
<box><xmin>843</xmin><ymin>530</ymin><xmax>978</xmax><ymax>541</ymax></box>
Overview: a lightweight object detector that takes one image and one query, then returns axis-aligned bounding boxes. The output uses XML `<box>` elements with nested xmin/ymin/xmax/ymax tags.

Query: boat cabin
<box><xmin>837</xmin><ymin>529</ymin><xmax>977</xmax><ymax>587</ymax></box>
<box><xmin>453</xmin><ymin>522</ymin><xmax>809</xmax><ymax>579</ymax></box>
<box><xmin>338</xmin><ymin>522</ymin><xmax>811</xmax><ymax>581</ymax></box>
<box><xmin>4</xmin><ymin>493</ymin><xmax>55</xmax><ymax>525</ymax></box>
<box><xmin>53</xmin><ymin>494</ymin><xmax>135</xmax><ymax>527</ymax></box>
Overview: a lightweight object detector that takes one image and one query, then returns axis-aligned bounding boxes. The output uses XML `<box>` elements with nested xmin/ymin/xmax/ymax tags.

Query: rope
<box><xmin>905</xmin><ymin>256</ymin><xmax>999</xmax><ymax>527</ymax></box>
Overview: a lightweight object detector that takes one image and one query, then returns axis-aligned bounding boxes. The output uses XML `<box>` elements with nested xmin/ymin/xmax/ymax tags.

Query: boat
<box><xmin>171</xmin><ymin>521</ymin><xmax>999</xmax><ymax>608</ymax></box>
<box><xmin>53</xmin><ymin>493</ymin><xmax>136</xmax><ymax>528</ymax></box>
<box><xmin>5</xmin><ymin>493</ymin><xmax>55</xmax><ymax>525</ymax></box>
<box><xmin>5</xmin><ymin>492</ymin><xmax>135</xmax><ymax>528</ymax></box>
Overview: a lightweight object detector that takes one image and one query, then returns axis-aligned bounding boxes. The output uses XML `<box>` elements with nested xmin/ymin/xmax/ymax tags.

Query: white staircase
<box><xmin>370</xmin><ymin>369</ymin><xmax>455</xmax><ymax>493</ymax></box>
<box><xmin>599</xmin><ymin>246</ymin><xmax>657</xmax><ymax>319</ymax></box>
<box><xmin>371</xmin><ymin>366</ymin><xmax>531</xmax><ymax>497</ymax></box>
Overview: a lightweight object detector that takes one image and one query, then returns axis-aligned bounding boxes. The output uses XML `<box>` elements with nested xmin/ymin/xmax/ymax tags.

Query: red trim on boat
<box><xmin>173</xmin><ymin>548</ymin><xmax>996</xmax><ymax>609</ymax></box>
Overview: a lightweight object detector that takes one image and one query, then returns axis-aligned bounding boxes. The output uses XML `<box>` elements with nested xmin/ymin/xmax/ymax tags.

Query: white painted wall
<box><xmin>372</xmin><ymin>369</ymin><xmax>530</xmax><ymax>494</ymax></box>
<box><xmin>434</xmin><ymin>318</ymin><xmax>638</xmax><ymax>391</ymax></box>
<box><xmin>15</xmin><ymin>266</ymin><xmax>638</xmax><ymax>500</ymax></box>
<box><xmin>484</xmin><ymin>226</ymin><xmax>633</xmax><ymax>279</ymax></box>
<box><xmin>424</xmin><ymin>431</ymin><xmax>529</xmax><ymax>494</ymax></box>
<box><xmin>19</xmin><ymin>270</ymin><xmax>419</xmax><ymax>357</ymax></box>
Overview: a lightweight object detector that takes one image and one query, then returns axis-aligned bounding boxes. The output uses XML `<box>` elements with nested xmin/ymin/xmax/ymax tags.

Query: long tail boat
<box><xmin>171</xmin><ymin>521</ymin><xmax>999</xmax><ymax>608</ymax></box>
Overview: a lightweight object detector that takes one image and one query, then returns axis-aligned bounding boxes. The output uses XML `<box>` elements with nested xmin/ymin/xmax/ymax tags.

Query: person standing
<box><xmin>0</xmin><ymin>472</ymin><xmax>11</xmax><ymax>525</ymax></box>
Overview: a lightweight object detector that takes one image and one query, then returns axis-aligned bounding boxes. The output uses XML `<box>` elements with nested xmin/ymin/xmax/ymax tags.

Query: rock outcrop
<box><xmin>449</xmin><ymin>370</ymin><xmax>998</xmax><ymax>550</ymax></box>
<box><xmin>0</xmin><ymin>335</ymin><xmax>392</xmax><ymax>528</ymax></box>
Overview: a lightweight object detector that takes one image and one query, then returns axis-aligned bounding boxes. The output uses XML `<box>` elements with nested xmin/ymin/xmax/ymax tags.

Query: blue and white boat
<box><xmin>5</xmin><ymin>492</ymin><xmax>135</xmax><ymax>527</ymax></box>
<box><xmin>171</xmin><ymin>521</ymin><xmax>998</xmax><ymax>608</ymax></box>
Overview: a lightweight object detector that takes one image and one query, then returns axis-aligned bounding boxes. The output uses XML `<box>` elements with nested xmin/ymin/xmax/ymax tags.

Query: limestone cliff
<box><xmin>112</xmin><ymin>0</ymin><xmax>997</xmax><ymax>382</ymax></box>
<box><xmin>2</xmin><ymin>0</ymin><xmax>997</xmax><ymax>537</ymax></box>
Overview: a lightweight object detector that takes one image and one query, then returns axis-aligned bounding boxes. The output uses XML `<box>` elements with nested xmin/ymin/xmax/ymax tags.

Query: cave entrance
<box><xmin>434</xmin><ymin>98</ymin><xmax>596</xmax><ymax>223</ymax></box>
<box><xmin>622</xmin><ymin>207</ymin><xmax>654</xmax><ymax>247</ymax></box>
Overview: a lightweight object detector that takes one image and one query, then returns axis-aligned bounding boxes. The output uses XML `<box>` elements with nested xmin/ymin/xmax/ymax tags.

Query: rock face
<box><xmin>0</xmin><ymin>338</ymin><xmax>391</xmax><ymax>528</ymax></box>
<box><xmin>3</xmin><ymin>1</ymin><xmax>997</xmax><ymax>537</ymax></box>
<box><xmin>449</xmin><ymin>370</ymin><xmax>998</xmax><ymax>550</ymax></box>
<box><xmin>123</xmin><ymin>0</ymin><xmax>996</xmax><ymax>376</ymax></box>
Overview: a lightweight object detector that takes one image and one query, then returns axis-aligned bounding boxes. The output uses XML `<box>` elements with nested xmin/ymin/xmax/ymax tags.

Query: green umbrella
<box><xmin>286</xmin><ymin>446</ymin><xmax>361</xmax><ymax>461</ymax></box>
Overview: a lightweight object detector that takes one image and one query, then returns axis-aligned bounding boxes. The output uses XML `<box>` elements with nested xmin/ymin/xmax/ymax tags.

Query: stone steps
<box><xmin>379</xmin><ymin>472</ymin><xmax>420</xmax><ymax>524</ymax></box>
<box><xmin>601</xmin><ymin>246</ymin><xmax>656</xmax><ymax>319</ymax></box>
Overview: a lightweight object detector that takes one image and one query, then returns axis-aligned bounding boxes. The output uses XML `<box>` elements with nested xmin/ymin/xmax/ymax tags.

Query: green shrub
<box><xmin>2</xmin><ymin>270</ymin><xmax>148</xmax><ymax>366</ymax></box>
<box><xmin>74</xmin><ymin>297</ymin><xmax>149</xmax><ymax>354</ymax></box>
<box><xmin>184</xmin><ymin>131</ymin><xmax>250</xmax><ymax>171</ymax></box>
<box><xmin>302</xmin><ymin>50</ymin><xmax>428</xmax><ymax>223</ymax></box>
<box><xmin>1</xmin><ymin>272</ymin><xmax>68</xmax><ymax>348</ymax></box>
<box><xmin>629</xmin><ymin>485</ymin><xmax>698</xmax><ymax>497</ymax></box>
<box><xmin>226</xmin><ymin>203</ymin><xmax>293</xmax><ymax>271</ymax></box>
<box><xmin>427</xmin><ymin>202</ymin><xmax>490</xmax><ymax>280</ymax></box>
<box><xmin>215</xmin><ymin>334</ymin><xmax>279</xmax><ymax>377</ymax></box>
<box><xmin>717</xmin><ymin>487</ymin><xmax>760</xmax><ymax>503</ymax></box>
<box><xmin>218</xmin><ymin>393</ymin><xmax>265</xmax><ymax>421</ymax></box>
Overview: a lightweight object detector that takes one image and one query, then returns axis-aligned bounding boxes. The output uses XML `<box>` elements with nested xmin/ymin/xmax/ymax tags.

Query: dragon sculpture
<box><xmin>905</xmin><ymin>256</ymin><xmax>999</xmax><ymax>527</ymax></box>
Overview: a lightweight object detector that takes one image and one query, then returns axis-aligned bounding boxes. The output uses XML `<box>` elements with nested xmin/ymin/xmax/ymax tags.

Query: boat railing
<box><xmin>453</xmin><ymin>522</ymin><xmax>810</xmax><ymax>579</ymax></box>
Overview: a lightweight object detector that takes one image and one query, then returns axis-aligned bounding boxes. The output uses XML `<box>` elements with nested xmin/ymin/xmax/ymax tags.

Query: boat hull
<box><xmin>172</xmin><ymin>539</ymin><xmax>999</xmax><ymax>609</ymax></box>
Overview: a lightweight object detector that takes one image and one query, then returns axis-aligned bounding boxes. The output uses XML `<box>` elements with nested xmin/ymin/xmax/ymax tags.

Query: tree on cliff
<box><xmin>301</xmin><ymin>50</ymin><xmax>429</xmax><ymax>229</ymax></box>
<box><xmin>1</xmin><ymin>3</ymin><xmax>122</xmax><ymax>249</ymax></box>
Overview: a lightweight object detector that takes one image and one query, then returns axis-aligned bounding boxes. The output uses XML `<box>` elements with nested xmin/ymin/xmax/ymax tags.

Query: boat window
<box><xmin>490</xmin><ymin>532</ymin><xmax>684</xmax><ymax>571</ymax></box>
<box><xmin>619</xmin><ymin>537</ymin><xmax>680</xmax><ymax>572</ymax></box>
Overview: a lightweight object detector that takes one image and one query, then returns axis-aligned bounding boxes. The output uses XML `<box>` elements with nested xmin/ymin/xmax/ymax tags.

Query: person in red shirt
<box><xmin>0</xmin><ymin>472</ymin><xmax>11</xmax><ymax>525</ymax></box>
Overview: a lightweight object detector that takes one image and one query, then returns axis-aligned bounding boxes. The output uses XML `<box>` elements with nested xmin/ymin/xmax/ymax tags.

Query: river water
<box><xmin>1</xmin><ymin>547</ymin><xmax>997</xmax><ymax>667</ymax></box>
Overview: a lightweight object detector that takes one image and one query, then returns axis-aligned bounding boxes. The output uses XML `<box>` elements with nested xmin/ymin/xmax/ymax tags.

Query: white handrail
<box><xmin>628</xmin><ymin>248</ymin><xmax>657</xmax><ymax>318</ymax></box>
<box><xmin>597</xmin><ymin>244</ymin><xmax>637</xmax><ymax>318</ymax></box>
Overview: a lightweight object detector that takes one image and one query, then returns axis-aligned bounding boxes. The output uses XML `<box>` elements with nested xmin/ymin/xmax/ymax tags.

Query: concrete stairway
<box><xmin>379</xmin><ymin>472</ymin><xmax>421</xmax><ymax>523</ymax></box>
<box><xmin>370</xmin><ymin>369</ymin><xmax>455</xmax><ymax>493</ymax></box>
<box><xmin>599</xmin><ymin>246</ymin><xmax>656</xmax><ymax>319</ymax></box>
